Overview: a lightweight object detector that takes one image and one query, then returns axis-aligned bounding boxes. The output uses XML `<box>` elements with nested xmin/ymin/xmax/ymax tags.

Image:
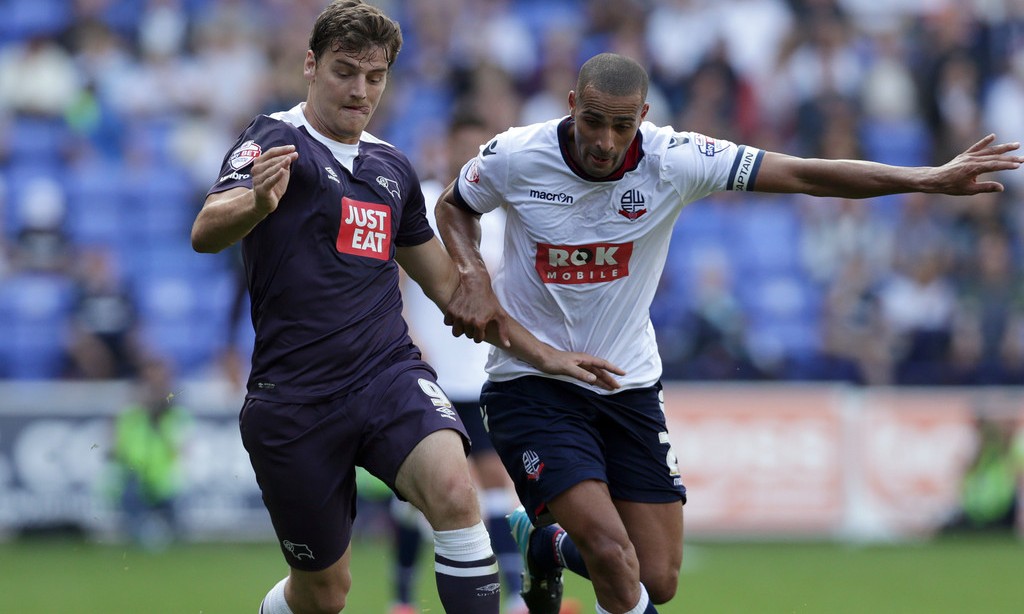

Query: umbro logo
<box><xmin>325</xmin><ymin>166</ymin><xmax>340</xmax><ymax>183</ymax></box>
<box><xmin>668</xmin><ymin>135</ymin><xmax>689</xmax><ymax>149</ymax></box>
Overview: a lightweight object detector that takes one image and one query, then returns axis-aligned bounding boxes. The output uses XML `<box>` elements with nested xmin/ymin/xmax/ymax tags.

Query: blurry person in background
<box><xmin>817</xmin><ymin>255</ymin><xmax>892</xmax><ymax>384</ymax></box>
<box><xmin>11</xmin><ymin>176</ymin><xmax>72</xmax><ymax>276</ymax></box>
<box><xmin>943</xmin><ymin>413</ymin><xmax>1024</xmax><ymax>533</ymax></box>
<box><xmin>189</xmin><ymin>3</ymin><xmax>619</xmax><ymax>613</ymax></box>
<box><xmin>877</xmin><ymin>246</ymin><xmax>959</xmax><ymax>385</ymax></box>
<box><xmin>110</xmin><ymin>355</ymin><xmax>191</xmax><ymax>551</ymax></box>
<box><xmin>401</xmin><ymin>110</ymin><xmax>527</xmax><ymax>614</ymax></box>
<box><xmin>64</xmin><ymin>247</ymin><xmax>143</xmax><ymax>379</ymax></box>
<box><xmin>949</xmin><ymin>229</ymin><xmax>1024</xmax><ymax>385</ymax></box>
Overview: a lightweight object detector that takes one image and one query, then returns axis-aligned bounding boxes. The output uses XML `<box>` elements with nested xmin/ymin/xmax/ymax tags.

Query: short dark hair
<box><xmin>576</xmin><ymin>53</ymin><xmax>649</xmax><ymax>101</ymax></box>
<box><xmin>448</xmin><ymin>106</ymin><xmax>488</xmax><ymax>135</ymax></box>
<box><xmin>308</xmin><ymin>0</ymin><xmax>403</xmax><ymax>67</ymax></box>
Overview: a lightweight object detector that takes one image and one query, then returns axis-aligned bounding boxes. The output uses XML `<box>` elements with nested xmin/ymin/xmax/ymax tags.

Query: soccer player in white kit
<box><xmin>435</xmin><ymin>53</ymin><xmax>1023</xmax><ymax>614</ymax></box>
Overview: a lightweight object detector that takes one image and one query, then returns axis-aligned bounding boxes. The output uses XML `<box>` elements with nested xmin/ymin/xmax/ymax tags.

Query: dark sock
<box><xmin>395</xmin><ymin>522</ymin><xmax>421</xmax><ymax>603</ymax></box>
<box><xmin>434</xmin><ymin>552</ymin><xmax>501</xmax><ymax>613</ymax></box>
<box><xmin>433</xmin><ymin>523</ymin><xmax>501</xmax><ymax>613</ymax></box>
<box><xmin>530</xmin><ymin>525</ymin><xmax>589</xmax><ymax>579</ymax></box>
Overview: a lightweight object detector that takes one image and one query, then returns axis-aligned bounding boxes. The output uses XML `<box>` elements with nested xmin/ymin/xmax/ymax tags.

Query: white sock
<box><xmin>596</xmin><ymin>582</ymin><xmax>651</xmax><ymax>614</ymax></box>
<box><xmin>432</xmin><ymin>521</ymin><xmax>497</xmax><ymax>570</ymax></box>
<box><xmin>259</xmin><ymin>577</ymin><xmax>294</xmax><ymax>614</ymax></box>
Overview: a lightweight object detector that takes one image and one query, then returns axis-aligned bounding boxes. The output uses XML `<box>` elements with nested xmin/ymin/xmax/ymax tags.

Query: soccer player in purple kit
<box><xmin>435</xmin><ymin>52</ymin><xmax>1024</xmax><ymax>614</ymax></box>
<box><xmin>190</xmin><ymin>3</ymin><xmax>622</xmax><ymax>614</ymax></box>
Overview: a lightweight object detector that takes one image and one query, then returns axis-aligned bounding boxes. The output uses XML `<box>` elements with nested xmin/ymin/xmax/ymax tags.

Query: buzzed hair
<box><xmin>308</xmin><ymin>0</ymin><xmax>403</xmax><ymax>67</ymax></box>
<box><xmin>576</xmin><ymin>53</ymin><xmax>649</xmax><ymax>101</ymax></box>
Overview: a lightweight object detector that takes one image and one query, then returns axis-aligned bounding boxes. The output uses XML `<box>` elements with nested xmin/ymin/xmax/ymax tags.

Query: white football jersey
<box><xmin>455</xmin><ymin>117</ymin><xmax>763</xmax><ymax>393</ymax></box>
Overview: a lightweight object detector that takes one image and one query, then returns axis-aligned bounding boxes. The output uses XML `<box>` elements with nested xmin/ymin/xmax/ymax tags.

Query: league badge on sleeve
<box><xmin>229</xmin><ymin>140</ymin><xmax>263</xmax><ymax>170</ymax></box>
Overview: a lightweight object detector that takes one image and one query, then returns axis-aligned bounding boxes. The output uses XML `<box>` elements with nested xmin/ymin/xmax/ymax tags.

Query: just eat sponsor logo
<box><xmin>534</xmin><ymin>241</ymin><xmax>633</xmax><ymax>284</ymax></box>
<box><xmin>336</xmin><ymin>197</ymin><xmax>391</xmax><ymax>260</ymax></box>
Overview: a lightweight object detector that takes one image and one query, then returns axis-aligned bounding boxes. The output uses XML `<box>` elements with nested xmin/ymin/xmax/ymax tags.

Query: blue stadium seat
<box><xmin>65</xmin><ymin>160</ymin><xmax>125</xmax><ymax>245</ymax></box>
<box><xmin>0</xmin><ymin>273</ymin><xmax>73</xmax><ymax>379</ymax></box>
<box><xmin>3</xmin><ymin>117</ymin><xmax>69</xmax><ymax>165</ymax></box>
<box><xmin>728</xmin><ymin>201</ymin><xmax>801</xmax><ymax>274</ymax></box>
<box><xmin>0</xmin><ymin>0</ymin><xmax>71</xmax><ymax>39</ymax></box>
<box><xmin>860</xmin><ymin>118</ymin><xmax>930</xmax><ymax>168</ymax></box>
<box><xmin>121</xmin><ymin>163</ymin><xmax>197</xmax><ymax>242</ymax></box>
<box><xmin>134</xmin><ymin>273</ymin><xmax>235</xmax><ymax>374</ymax></box>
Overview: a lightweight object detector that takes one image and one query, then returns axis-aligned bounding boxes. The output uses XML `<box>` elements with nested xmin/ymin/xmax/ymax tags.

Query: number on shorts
<box><xmin>417</xmin><ymin>378</ymin><xmax>453</xmax><ymax>409</ymax></box>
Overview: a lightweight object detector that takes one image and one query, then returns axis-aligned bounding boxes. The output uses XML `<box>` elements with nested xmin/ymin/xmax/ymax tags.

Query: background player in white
<box><xmin>395</xmin><ymin>111</ymin><xmax>527</xmax><ymax>614</ymax></box>
<box><xmin>435</xmin><ymin>53</ymin><xmax>1023</xmax><ymax>614</ymax></box>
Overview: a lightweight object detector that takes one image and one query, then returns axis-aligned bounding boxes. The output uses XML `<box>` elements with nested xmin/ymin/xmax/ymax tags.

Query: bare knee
<box><xmin>577</xmin><ymin>532</ymin><xmax>638</xmax><ymax>582</ymax></box>
<box><xmin>288</xmin><ymin>570</ymin><xmax>351</xmax><ymax>614</ymax></box>
<box><xmin>642</xmin><ymin>567</ymin><xmax>679</xmax><ymax>604</ymax></box>
<box><xmin>418</xmin><ymin>473</ymin><xmax>480</xmax><ymax>530</ymax></box>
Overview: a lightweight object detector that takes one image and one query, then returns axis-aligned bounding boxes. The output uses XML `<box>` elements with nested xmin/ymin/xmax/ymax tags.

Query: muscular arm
<box><xmin>397</xmin><ymin>233</ymin><xmax>624</xmax><ymax>390</ymax></box>
<box><xmin>191</xmin><ymin>145</ymin><xmax>298</xmax><ymax>253</ymax></box>
<box><xmin>434</xmin><ymin>181</ymin><xmax>509</xmax><ymax>341</ymax></box>
<box><xmin>754</xmin><ymin>135</ymin><xmax>1023</xmax><ymax>198</ymax></box>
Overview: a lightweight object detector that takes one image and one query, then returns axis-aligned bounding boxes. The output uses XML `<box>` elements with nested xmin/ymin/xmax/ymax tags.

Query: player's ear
<box><xmin>639</xmin><ymin>102</ymin><xmax>649</xmax><ymax>123</ymax></box>
<box><xmin>568</xmin><ymin>90</ymin><xmax>577</xmax><ymax>114</ymax></box>
<box><xmin>303</xmin><ymin>50</ymin><xmax>317</xmax><ymax>80</ymax></box>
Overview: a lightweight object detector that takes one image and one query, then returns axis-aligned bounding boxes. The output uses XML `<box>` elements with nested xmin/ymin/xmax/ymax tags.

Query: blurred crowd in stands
<box><xmin>1</xmin><ymin>0</ymin><xmax>1024</xmax><ymax>386</ymax></box>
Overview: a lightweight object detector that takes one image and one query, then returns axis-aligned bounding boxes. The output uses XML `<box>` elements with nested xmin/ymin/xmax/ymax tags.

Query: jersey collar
<box><xmin>557</xmin><ymin>117</ymin><xmax>644</xmax><ymax>182</ymax></box>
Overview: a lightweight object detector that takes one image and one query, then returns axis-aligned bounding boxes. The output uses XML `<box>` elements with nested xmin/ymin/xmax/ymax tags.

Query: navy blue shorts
<box><xmin>454</xmin><ymin>398</ymin><xmax>495</xmax><ymax>456</ymax></box>
<box><xmin>239</xmin><ymin>359</ymin><xmax>469</xmax><ymax>571</ymax></box>
<box><xmin>481</xmin><ymin>376</ymin><xmax>686</xmax><ymax>525</ymax></box>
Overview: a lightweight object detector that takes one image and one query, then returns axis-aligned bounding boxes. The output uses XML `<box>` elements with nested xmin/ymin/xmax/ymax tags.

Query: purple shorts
<box><xmin>240</xmin><ymin>359</ymin><xmax>469</xmax><ymax>571</ymax></box>
<box><xmin>481</xmin><ymin>376</ymin><xmax>686</xmax><ymax>525</ymax></box>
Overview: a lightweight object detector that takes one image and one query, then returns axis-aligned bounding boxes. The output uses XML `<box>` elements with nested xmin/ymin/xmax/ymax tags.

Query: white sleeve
<box><xmin>454</xmin><ymin>134</ymin><xmax>510</xmax><ymax>215</ymax></box>
<box><xmin>666</xmin><ymin>132</ymin><xmax>764</xmax><ymax>203</ymax></box>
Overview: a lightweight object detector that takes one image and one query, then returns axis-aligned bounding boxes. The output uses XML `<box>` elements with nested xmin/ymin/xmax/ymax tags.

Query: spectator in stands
<box><xmin>983</xmin><ymin>49</ymin><xmax>1024</xmax><ymax>194</ymax></box>
<box><xmin>0</xmin><ymin>175</ymin><xmax>10</xmax><ymax>280</ymax></box>
<box><xmin>949</xmin><ymin>230</ymin><xmax>1024</xmax><ymax>385</ymax></box>
<box><xmin>657</xmin><ymin>249</ymin><xmax>760</xmax><ymax>381</ymax></box>
<box><xmin>878</xmin><ymin>246</ymin><xmax>959</xmax><ymax>385</ymax></box>
<box><xmin>110</xmin><ymin>355</ymin><xmax>191</xmax><ymax>551</ymax></box>
<box><xmin>0</xmin><ymin>33</ymin><xmax>82</xmax><ymax>118</ymax></box>
<box><xmin>11</xmin><ymin>176</ymin><xmax>72</xmax><ymax>276</ymax></box>
<box><xmin>817</xmin><ymin>255</ymin><xmax>892</xmax><ymax>384</ymax></box>
<box><xmin>799</xmin><ymin>197</ymin><xmax>894</xmax><ymax>285</ymax></box>
<box><xmin>64</xmin><ymin>247</ymin><xmax>143</xmax><ymax>380</ymax></box>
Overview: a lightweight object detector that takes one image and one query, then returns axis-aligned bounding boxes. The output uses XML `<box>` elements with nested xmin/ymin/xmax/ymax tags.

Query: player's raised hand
<box><xmin>535</xmin><ymin>350</ymin><xmax>626</xmax><ymax>391</ymax></box>
<box><xmin>252</xmin><ymin>145</ymin><xmax>299</xmax><ymax>215</ymax></box>
<box><xmin>929</xmin><ymin>134</ymin><xmax>1023</xmax><ymax>195</ymax></box>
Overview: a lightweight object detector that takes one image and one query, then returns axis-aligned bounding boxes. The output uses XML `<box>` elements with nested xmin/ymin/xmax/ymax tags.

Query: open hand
<box><xmin>932</xmin><ymin>134</ymin><xmax>1023</xmax><ymax>195</ymax></box>
<box><xmin>535</xmin><ymin>350</ymin><xmax>626</xmax><ymax>391</ymax></box>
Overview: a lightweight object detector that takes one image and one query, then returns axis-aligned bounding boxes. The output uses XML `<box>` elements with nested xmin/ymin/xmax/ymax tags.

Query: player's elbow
<box><xmin>190</xmin><ymin>226</ymin><xmax>225</xmax><ymax>254</ymax></box>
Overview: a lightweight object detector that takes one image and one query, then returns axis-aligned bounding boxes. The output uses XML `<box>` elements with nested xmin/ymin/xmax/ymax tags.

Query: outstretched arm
<box><xmin>754</xmin><ymin>135</ymin><xmax>1023</xmax><ymax>198</ymax></box>
<box><xmin>396</xmin><ymin>237</ymin><xmax>625</xmax><ymax>391</ymax></box>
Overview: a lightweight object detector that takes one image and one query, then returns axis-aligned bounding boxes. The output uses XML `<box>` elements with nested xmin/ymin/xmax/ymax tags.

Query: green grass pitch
<box><xmin>2</xmin><ymin>533</ymin><xmax>1022</xmax><ymax>612</ymax></box>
